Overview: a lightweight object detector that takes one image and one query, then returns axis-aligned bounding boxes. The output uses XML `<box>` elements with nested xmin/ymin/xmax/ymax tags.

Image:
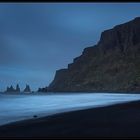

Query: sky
<box><xmin>0</xmin><ymin>3</ymin><xmax>140</xmax><ymax>91</ymax></box>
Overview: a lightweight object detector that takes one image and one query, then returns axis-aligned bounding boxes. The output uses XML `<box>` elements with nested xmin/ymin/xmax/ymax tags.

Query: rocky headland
<box><xmin>48</xmin><ymin>17</ymin><xmax>140</xmax><ymax>92</ymax></box>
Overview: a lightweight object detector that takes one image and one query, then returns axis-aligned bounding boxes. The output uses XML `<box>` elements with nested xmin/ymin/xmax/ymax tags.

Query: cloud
<box><xmin>0</xmin><ymin>3</ymin><xmax>140</xmax><ymax>91</ymax></box>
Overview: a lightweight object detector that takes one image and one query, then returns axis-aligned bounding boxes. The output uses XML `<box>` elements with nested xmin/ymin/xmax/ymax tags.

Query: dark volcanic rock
<box><xmin>5</xmin><ymin>84</ymin><xmax>21</xmax><ymax>93</ymax></box>
<box><xmin>48</xmin><ymin>17</ymin><xmax>140</xmax><ymax>92</ymax></box>
<box><xmin>38</xmin><ymin>86</ymin><xmax>48</xmax><ymax>92</ymax></box>
<box><xmin>98</xmin><ymin>17</ymin><xmax>140</xmax><ymax>54</ymax></box>
<box><xmin>24</xmin><ymin>84</ymin><xmax>31</xmax><ymax>93</ymax></box>
<box><xmin>5</xmin><ymin>85</ymin><xmax>15</xmax><ymax>92</ymax></box>
<box><xmin>15</xmin><ymin>84</ymin><xmax>20</xmax><ymax>92</ymax></box>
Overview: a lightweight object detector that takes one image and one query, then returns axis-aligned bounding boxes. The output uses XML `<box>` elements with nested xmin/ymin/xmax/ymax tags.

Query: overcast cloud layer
<box><xmin>0</xmin><ymin>3</ymin><xmax>140</xmax><ymax>91</ymax></box>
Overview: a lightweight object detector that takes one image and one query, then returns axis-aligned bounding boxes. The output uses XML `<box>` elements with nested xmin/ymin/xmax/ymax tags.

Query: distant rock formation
<box><xmin>15</xmin><ymin>84</ymin><xmax>20</xmax><ymax>92</ymax></box>
<box><xmin>38</xmin><ymin>86</ymin><xmax>47</xmax><ymax>92</ymax></box>
<box><xmin>5</xmin><ymin>85</ymin><xmax>15</xmax><ymax>92</ymax></box>
<box><xmin>48</xmin><ymin>17</ymin><xmax>140</xmax><ymax>92</ymax></box>
<box><xmin>5</xmin><ymin>85</ymin><xmax>21</xmax><ymax>93</ymax></box>
<box><xmin>24</xmin><ymin>84</ymin><xmax>31</xmax><ymax>93</ymax></box>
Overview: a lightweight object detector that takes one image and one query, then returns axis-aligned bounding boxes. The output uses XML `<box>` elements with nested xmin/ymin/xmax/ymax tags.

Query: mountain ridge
<box><xmin>48</xmin><ymin>17</ymin><xmax>140</xmax><ymax>92</ymax></box>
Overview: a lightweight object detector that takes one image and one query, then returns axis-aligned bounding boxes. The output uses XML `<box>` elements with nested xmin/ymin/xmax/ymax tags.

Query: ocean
<box><xmin>0</xmin><ymin>92</ymin><xmax>140</xmax><ymax>126</ymax></box>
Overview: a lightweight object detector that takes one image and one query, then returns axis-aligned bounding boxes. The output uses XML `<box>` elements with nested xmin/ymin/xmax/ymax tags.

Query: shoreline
<box><xmin>1</xmin><ymin>92</ymin><xmax>140</xmax><ymax>96</ymax></box>
<box><xmin>1</xmin><ymin>100</ymin><xmax>140</xmax><ymax>138</ymax></box>
<box><xmin>0</xmin><ymin>100</ymin><xmax>133</xmax><ymax>127</ymax></box>
<box><xmin>0</xmin><ymin>99</ymin><xmax>137</xmax><ymax>127</ymax></box>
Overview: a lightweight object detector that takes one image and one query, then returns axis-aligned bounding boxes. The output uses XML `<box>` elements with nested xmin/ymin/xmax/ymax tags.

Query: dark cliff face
<box><xmin>98</xmin><ymin>17</ymin><xmax>140</xmax><ymax>54</ymax></box>
<box><xmin>48</xmin><ymin>17</ymin><xmax>140</xmax><ymax>92</ymax></box>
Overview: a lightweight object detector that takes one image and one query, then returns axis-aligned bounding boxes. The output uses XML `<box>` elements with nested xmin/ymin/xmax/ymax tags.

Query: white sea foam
<box><xmin>0</xmin><ymin>92</ymin><xmax>140</xmax><ymax>126</ymax></box>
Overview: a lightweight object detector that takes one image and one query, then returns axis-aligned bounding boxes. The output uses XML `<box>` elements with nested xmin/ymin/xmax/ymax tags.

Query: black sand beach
<box><xmin>1</xmin><ymin>100</ymin><xmax>140</xmax><ymax>138</ymax></box>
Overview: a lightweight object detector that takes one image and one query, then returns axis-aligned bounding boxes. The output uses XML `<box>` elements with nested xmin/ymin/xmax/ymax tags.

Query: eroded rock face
<box><xmin>48</xmin><ymin>17</ymin><xmax>140</xmax><ymax>92</ymax></box>
<box><xmin>98</xmin><ymin>17</ymin><xmax>140</xmax><ymax>54</ymax></box>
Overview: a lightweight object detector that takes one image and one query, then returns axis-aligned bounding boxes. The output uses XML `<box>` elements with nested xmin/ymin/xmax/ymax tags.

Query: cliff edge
<box><xmin>48</xmin><ymin>17</ymin><xmax>140</xmax><ymax>92</ymax></box>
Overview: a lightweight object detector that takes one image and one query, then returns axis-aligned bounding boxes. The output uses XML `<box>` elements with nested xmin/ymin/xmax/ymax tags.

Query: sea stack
<box><xmin>5</xmin><ymin>85</ymin><xmax>15</xmax><ymax>92</ymax></box>
<box><xmin>24</xmin><ymin>84</ymin><xmax>31</xmax><ymax>93</ymax></box>
<box><xmin>15</xmin><ymin>84</ymin><xmax>20</xmax><ymax>92</ymax></box>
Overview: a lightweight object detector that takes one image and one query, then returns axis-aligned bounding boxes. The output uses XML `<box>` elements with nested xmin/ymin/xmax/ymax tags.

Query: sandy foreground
<box><xmin>0</xmin><ymin>100</ymin><xmax>140</xmax><ymax>138</ymax></box>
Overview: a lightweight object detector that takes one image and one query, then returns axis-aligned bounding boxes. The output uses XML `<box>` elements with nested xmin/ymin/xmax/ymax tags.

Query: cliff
<box><xmin>48</xmin><ymin>17</ymin><xmax>140</xmax><ymax>92</ymax></box>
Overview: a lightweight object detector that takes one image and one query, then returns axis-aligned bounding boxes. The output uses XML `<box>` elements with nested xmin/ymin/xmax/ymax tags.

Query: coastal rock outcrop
<box><xmin>48</xmin><ymin>17</ymin><xmax>140</xmax><ymax>92</ymax></box>
<box><xmin>23</xmin><ymin>84</ymin><xmax>31</xmax><ymax>93</ymax></box>
<box><xmin>5</xmin><ymin>84</ymin><xmax>21</xmax><ymax>93</ymax></box>
<box><xmin>38</xmin><ymin>86</ymin><xmax>47</xmax><ymax>92</ymax></box>
<box><xmin>15</xmin><ymin>84</ymin><xmax>20</xmax><ymax>92</ymax></box>
<box><xmin>6</xmin><ymin>85</ymin><xmax>15</xmax><ymax>92</ymax></box>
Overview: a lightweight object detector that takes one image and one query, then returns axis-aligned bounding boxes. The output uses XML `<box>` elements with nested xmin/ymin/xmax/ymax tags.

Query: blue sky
<box><xmin>0</xmin><ymin>3</ymin><xmax>140</xmax><ymax>91</ymax></box>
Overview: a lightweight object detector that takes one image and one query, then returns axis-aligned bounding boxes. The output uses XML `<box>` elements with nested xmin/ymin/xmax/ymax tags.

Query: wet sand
<box><xmin>0</xmin><ymin>100</ymin><xmax>140</xmax><ymax>138</ymax></box>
